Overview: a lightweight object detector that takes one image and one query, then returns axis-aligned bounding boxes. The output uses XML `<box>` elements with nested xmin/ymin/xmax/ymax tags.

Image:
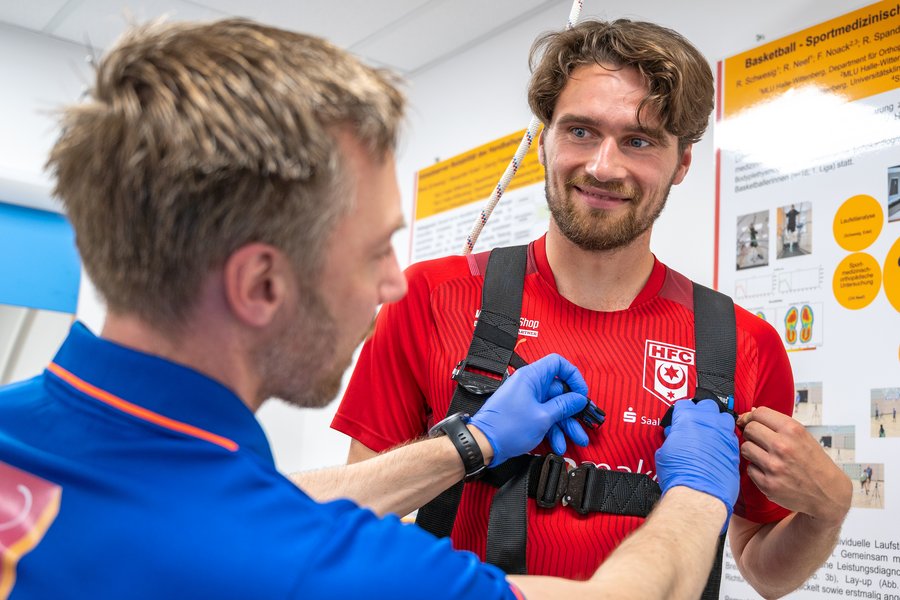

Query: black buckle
<box><xmin>659</xmin><ymin>389</ymin><xmax>738</xmax><ymax>430</ymax></box>
<box><xmin>535</xmin><ymin>454</ymin><xmax>568</xmax><ymax>508</ymax></box>
<box><xmin>451</xmin><ymin>359</ymin><xmax>507</xmax><ymax>396</ymax></box>
<box><xmin>562</xmin><ymin>464</ymin><xmax>595</xmax><ymax>515</ymax></box>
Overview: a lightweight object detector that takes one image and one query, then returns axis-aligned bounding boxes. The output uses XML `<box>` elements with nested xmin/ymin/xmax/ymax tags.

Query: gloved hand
<box><xmin>468</xmin><ymin>353</ymin><xmax>589</xmax><ymax>466</ymax></box>
<box><xmin>655</xmin><ymin>399</ymin><xmax>740</xmax><ymax>532</ymax></box>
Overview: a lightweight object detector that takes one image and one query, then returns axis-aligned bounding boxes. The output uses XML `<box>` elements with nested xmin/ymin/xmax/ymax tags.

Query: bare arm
<box><xmin>291</xmin><ymin>430</ymin><xmax>492</xmax><ymax>517</ymax></box>
<box><xmin>730</xmin><ymin>407</ymin><xmax>852</xmax><ymax>598</ymax></box>
<box><xmin>510</xmin><ymin>487</ymin><xmax>727</xmax><ymax>600</ymax></box>
<box><xmin>346</xmin><ymin>439</ymin><xmax>378</xmax><ymax>464</ymax></box>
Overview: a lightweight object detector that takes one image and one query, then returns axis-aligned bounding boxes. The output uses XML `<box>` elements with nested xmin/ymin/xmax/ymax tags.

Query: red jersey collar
<box><xmin>531</xmin><ymin>234</ymin><xmax>665</xmax><ymax>308</ymax></box>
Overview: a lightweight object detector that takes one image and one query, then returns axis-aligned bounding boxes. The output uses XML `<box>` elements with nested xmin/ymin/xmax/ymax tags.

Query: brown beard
<box><xmin>546</xmin><ymin>173</ymin><xmax>673</xmax><ymax>252</ymax></box>
<box><xmin>255</xmin><ymin>287</ymin><xmax>347</xmax><ymax>409</ymax></box>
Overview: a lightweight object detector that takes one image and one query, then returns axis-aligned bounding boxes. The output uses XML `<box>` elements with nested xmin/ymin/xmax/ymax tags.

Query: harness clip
<box><xmin>562</xmin><ymin>464</ymin><xmax>595</xmax><ymax>515</ymax></box>
<box><xmin>451</xmin><ymin>359</ymin><xmax>507</xmax><ymax>396</ymax></box>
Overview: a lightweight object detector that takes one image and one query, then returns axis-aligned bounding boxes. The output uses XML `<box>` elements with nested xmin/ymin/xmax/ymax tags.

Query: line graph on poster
<box><xmin>735</xmin><ymin>266</ymin><xmax>824</xmax><ymax>301</ymax></box>
<box><xmin>777</xmin><ymin>266</ymin><xmax>824</xmax><ymax>294</ymax></box>
<box><xmin>734</xmin><ymin>273</ymin><xmax>776</xmax><ymax>300</ymax></box>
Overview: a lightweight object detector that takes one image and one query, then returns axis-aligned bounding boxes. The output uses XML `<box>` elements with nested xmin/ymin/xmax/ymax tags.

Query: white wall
<box><xmin>0</xmin><ymin>23</ymin><xmax>88</xmax><ymax>212</ymax></box>
<box><xmin>0</xmin><ymin>305</ymin><xmax>72</xmax><ymax>384</ymax></box>
<box><xmin>0</xmin><ymin>1</ymin><xmax>874</xmax><ymax>474</ymax></box>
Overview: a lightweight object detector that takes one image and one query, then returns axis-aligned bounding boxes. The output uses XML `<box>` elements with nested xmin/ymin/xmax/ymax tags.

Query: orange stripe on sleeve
<box><xmin>47</xmin><ymin>362</ymin><xmax>239</xmax><ymax>452</ymax></box>
<box><xmin>509</xmin><ymin>582</ymin><xmax>527</xmax><ymax>600</ymax></box>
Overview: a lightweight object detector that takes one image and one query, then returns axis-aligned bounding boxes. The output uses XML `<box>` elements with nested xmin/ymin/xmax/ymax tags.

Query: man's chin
<box><xmin>282</xmin><ymin>358</ymin><xmax>350</xmax><ymax>409</ymax></box>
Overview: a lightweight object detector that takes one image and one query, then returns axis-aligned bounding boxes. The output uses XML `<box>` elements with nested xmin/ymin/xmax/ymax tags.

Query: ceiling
<box><xmin>0</xmin><ymin>0</ymin><xmax>567</xmax><ymax>76</ymax></box>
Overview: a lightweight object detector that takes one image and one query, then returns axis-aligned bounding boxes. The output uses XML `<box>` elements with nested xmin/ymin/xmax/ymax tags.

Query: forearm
<box><xmin>291</xmin><ymin>428</ymin><xmax>493</xmax><ymax>517</ymax></box>
<box><xmin>731</xmin><ymin>510</ymin><xmax>845</xmax><ymax>598</ymax></box>
<box><xmin>589</xmin><ymin>487</ymin><xmax>727</xmax><ymax>599</ymax></box>
<box><xmin>509</xmin><ymin>487</ymin><xmax>727</xmax><ymax>600</ymax></box>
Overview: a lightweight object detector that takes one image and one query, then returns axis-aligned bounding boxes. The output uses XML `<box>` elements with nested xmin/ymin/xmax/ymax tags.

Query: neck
<box><xmin>100</xmin><ymin>310</ymin><xmax>263</xmax><ymax>412</ymax></box>
<box><xmin>544</xmin><ymin>223</ymin><xmax>655</xmax><ymax>311</ymax></box>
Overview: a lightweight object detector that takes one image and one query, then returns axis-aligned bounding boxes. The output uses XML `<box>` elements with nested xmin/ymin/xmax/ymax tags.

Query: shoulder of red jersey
<box><xmin>403</xmin><ymin>241</ymin><xmax>539</xmax><ymax>293</ymax></box>
<box><xmin>403</xmin><ymin>253</ymin><xmax>481</xmax><ymax>291</ymax></box>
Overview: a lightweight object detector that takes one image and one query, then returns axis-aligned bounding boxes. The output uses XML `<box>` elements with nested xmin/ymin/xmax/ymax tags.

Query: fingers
<box><xmin>559</xmin><ymin>416</ymin><xmax>589</xmax><ymax>447</ymax></box>
<box><xmin>546</xmin><ymin>391</ymin><xmax>589</xmax><ymax>422</ymax></box>
<box><xmin>547</xmin><ymin>424</ymin><xmax>566</xmax><ymax>455</ymax></box>
<box><xmin>529</xmin><ymin>353</ymin><xmax>589</xmax><ymax>397</ymax></box>
<box><xmin>547</xmin><ymin>379</ymin><xmax>566</xmax><ymax>398</ymax></box>
<box><xmin>736</xmin><ymin>406</ymin><xmax>785</xmax><ymax>430</ymax></box>
<box><xmin>694</xmin><ymin>398</ymin><xmax>723</xmax><ymax>414</ymax></box>
<box><xmin>739</xmin><ymin>439</ymin><xmax>770</xmax><ymax>470</ymax></box>
<box><xmin>671</xmin><ymin>398</ymin><xmax>732</xmax><ymax>426</ymax></box>
<box><xmin>740</xmin><ymin>418</ymin><xmax>778</xmax><ymax>453</ymax></box>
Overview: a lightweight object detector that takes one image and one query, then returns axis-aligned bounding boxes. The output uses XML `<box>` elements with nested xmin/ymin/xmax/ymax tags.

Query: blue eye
<box><xmin>628</xmin><ymin>138</ymin><xmax>651</xmax><ymax>148</ymax></box>
<box><xmin>571</xmin><ymin>127</ymin><xmax>588</xmax><ymax>138</ymax></box>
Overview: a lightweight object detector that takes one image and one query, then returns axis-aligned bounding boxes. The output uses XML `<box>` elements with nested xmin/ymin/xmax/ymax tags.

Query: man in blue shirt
<box><xmin>0</xmin><ymin>19</ymin><xmax>739</xmax><ymax>599</ymax></box>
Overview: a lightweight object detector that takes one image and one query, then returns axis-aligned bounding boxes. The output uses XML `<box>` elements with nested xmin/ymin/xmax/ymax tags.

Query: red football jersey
<box><xmin>333</xmin><ymin>235</ymin><xmax>793</xmax><ymax>579</ymax></box>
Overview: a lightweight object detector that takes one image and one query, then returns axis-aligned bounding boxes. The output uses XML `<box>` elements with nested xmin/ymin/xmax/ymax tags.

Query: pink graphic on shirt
<box><xmin>0</xmin><ymin>462</ymin><xmax>62</xmax><ymax>599</ymax></box>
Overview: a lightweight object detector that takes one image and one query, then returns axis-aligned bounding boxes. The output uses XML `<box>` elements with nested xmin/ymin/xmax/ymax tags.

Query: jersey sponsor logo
<box><xmin>553</xmin><ymin>455</ymin><xmax>657</xmax><ymax>482</ymax></box>
<box><xmin>643</xmin><ymin>340</ymin><xmax>694</xmax><ymax>406</ymax></box>
<box><xmin>622</xmin><ymin>406</ymin><xmax>661</xmax><ymax>426</ymax></box>
<box><xmin>473</xmin><ymin>310</ymin><xmax>540</xmax><ymax>338</ymax></box>
<box><xmin>0</xmin><ymin>462</ymin><xmax>62</xmax><ymax>599</ymax></box>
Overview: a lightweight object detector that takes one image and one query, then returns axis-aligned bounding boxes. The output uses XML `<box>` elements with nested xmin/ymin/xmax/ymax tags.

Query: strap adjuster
<box><xmin>451</xmin><ymin>359</ymin><xmax>507</xmax><ymax>396</ymax></box>
<box><xmin>534</xmin><ymin>455</ymin><xmax>597</xmax><ymax>515</ymax></box>
<box><xmin>535</xmin><ymin>454</ymin><xmax>568</xmax><ymax>508</ymax></box>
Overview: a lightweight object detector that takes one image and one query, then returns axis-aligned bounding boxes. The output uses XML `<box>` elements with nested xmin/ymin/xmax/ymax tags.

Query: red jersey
<box><xmin>333</xmin><ymin>235</ymin><xmax>793</xmax><ymax>579</ymax></box>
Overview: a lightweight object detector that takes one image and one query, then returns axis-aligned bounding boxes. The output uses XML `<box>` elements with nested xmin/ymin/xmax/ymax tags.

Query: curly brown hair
<box><xmin>528</xmin><ymin>19</ymin><xmax>713</xmax><ymax>150</ymax></box>
<box><xmin>48</xmin><ymin>19</ymin><xmax>405</xmax><ymax>326</ymax></box>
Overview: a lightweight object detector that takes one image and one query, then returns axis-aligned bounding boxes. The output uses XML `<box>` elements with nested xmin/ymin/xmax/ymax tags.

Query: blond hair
<box><xmin>48</xmin><ymin>19</ymin><xmax>404</xmax><ymax>325</ymax></box>
<box><xmin>528</xmin><ymin>19</ymin><xmax>713</xmax><ymax>149</ymax></box>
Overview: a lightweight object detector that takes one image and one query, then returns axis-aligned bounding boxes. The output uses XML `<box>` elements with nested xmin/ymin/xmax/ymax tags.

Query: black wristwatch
<box><xmin>428</xmin><ymin>413</ymin><xmax>487</xmax><ymax>482</ymax></box>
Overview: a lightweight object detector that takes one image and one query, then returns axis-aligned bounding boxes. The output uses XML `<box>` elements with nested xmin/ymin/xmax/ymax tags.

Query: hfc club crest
<box><xmin>643</xmin><ymin>340</ymin><xmax>694</xmax><ymax>406</ymax></box>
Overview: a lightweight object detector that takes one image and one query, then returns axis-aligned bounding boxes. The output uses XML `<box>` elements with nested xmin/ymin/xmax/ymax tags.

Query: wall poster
<box><xmin>716</xmin><ymin>1</ymin><xmax>900</xmax><ymax>598</ymax></box>
<box><xmin>410</xmin><ymin>129</ymin><xmax>547</xmax><ymax>262</ymax></box>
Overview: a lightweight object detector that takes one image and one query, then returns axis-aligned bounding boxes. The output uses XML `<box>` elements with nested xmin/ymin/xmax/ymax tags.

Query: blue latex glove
<box><xmin>468</xmin><ymin>353</ymin><xmax>589</xmax><ymax>466</ymax></box>
<box><xmin>655</xmin><ymin>399</ymin><xmax>740</xmax><ymax>532</ymax></box>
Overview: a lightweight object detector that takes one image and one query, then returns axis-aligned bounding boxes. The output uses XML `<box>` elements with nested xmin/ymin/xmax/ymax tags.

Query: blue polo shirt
<box><xmin>0</xmin><ymin>322</ymin><xmax>520</xmax><ymax>599</ymax></box>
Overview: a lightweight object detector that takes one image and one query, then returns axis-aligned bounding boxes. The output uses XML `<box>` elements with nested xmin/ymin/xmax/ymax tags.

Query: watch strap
<box><xmin>429</xmin><ymin>413</ymin><xmax>486</xmax><ymax>482</ymax></box>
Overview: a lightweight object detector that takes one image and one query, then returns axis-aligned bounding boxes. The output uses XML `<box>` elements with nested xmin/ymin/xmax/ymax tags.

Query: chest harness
<box><xmin>415</xmin><ymin>245</ymin><xmax>737</xmax><ymax>600</ymax></box>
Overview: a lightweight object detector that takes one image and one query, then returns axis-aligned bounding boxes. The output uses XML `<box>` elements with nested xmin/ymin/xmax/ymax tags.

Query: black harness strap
<box><xmin>417</xmin><ymin>246</ymin><xmax>737</xmax><ymax>600</ymax></box>
<box><xmin>691</xmin><ymin>282</ymin><xmax>736</xmax><ymax>600</ymax></box>
<box><xmin>485</xmin><ymin>455</ymin><xmax>533</xmax><ymax>574</ymax></box>
<box><xmin>693</xmin><ymin>283</ymin><xmax>736</xmax><ymax>401</ymax></box>
<box><xmin>484</xmin><ymin>452</ymin><xmax>662</xmax><ymax>573</ymax></box>
<box><xmin>415</xmin><ymin>246</ymin><xmax>528</xmax><ymax>538</ymax></box>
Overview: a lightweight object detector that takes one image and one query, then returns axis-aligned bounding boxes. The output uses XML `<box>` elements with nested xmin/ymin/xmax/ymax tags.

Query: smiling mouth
<box><xmin>571</xmin><ymin>184</ymin><xmax>633</xmax><ymax>209</ymax></box>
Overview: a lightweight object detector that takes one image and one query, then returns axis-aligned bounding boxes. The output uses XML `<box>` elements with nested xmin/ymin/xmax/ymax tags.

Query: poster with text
<box><xmin>410</xmin><ymin>129</ymin><xmax>548</xmax><ymax>262</ymax></box>
<box><xmin>716</xmin><ymin>1</ymin><xmax>900</xmax><ymax>598</ymax></box>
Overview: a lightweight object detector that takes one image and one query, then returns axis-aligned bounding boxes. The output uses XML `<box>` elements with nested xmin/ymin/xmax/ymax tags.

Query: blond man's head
<box><xmin>48</xmin><ymin>19</ymin><xmax>405</xmax><ymax>326</ymax></box>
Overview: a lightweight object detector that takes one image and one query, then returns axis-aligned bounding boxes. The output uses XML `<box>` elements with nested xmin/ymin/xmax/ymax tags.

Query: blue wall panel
<box><xmin>0</xmin><ymin>202</ymin><xmax>80</xmax><ymax>313</ymax></box>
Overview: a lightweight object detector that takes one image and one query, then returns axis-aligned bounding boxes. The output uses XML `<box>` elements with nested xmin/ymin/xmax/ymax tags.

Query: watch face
<box><xmin>429</xmin><ymin>412</ymin><xmax>467</xmax><ymax>437</ymax></box>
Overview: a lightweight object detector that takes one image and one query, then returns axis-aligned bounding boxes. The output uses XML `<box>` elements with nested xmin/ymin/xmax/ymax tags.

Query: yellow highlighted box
<box><xmin>415</xmin><ymin>128</ymin><xmax>545</xmax><ymax>220</ymax></box>
<box><xmin>883</xmin><ymin>235</ymin><xmax>900</xmax><ymax>313</ymax></box>
<box><xmin>722</xmin><ymin>0</ymin><xmax>900</xmax><ymax>118</ymax></box>
<box><xmin>833</xmin><ymin>252</ymin><xmax>882</xmax><ymax>309</ymax></box>
<box><xmin>833</xmin><ymin>194</ymin><xmax>884</xmax><ymax>251</ymax></box>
